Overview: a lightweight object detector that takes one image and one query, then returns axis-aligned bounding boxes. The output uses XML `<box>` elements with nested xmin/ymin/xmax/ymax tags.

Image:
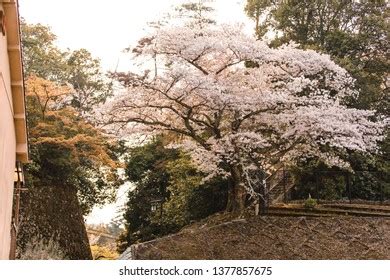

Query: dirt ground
<box><xmin>124</xmin><ymin>215</ymin><xmax>390</xmax><ymax>260</ymax></box>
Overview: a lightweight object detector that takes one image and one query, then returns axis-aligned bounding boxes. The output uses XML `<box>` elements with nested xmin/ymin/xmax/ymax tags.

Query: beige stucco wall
<box><xmin>0</xmin><ymin>2</ymin><xmax>17</xmax><ymax>260</ymax></box>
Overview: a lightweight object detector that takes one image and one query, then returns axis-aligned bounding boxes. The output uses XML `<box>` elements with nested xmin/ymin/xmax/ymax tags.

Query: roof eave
<box><xmin>2</xmin><ymin>0</ymin><xmax>29</xmax><ymax>163</ymax></box>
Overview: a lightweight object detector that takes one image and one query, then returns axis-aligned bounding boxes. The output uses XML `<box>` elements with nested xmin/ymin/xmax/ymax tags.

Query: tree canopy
<box><xmin>18</xmin><ymin>22</ymin><xmax>120</xmax><ymax>259</ymax></box>
<box><xmin>101</xmin><ymin>23</ymin><xmax>385</xmax><ymax>212</ymax></box>
<box><xmin>21</xmin><ymin>21</ymin><xmax>113</xmax><ymax>114</ymax></box>
<box><xmin>244</xmin><ymin>0</ymin><xmax>389</xmax><ymax>200</ymax></box>
<box><xmin>26</xmin><ymin>76</ymin><xmax>120</xmax><ymax>213</ymax></box>
<box><xmin>118</xmin><ymin>138</ymin><xmax>227</xmax><ymax>252</ymax></box>
<box><xmin>244</xmin><ymin>0</ymin><xmax>389</xmax><ymax>112</ymax></box>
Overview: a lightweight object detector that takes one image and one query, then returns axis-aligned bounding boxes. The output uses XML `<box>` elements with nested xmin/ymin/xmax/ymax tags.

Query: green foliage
<box><xmin>25</xmin><ymin>77</ymin><xmax>121</xmax><ymax>214</ymax></box>
<box><xmin>244</xmin><ymin>0</ymin><xmax>273</xmax><ymax>38</ymax></box>
<box><xmin>21</xmin><ymin>20</ymin><xmax>68</xmax><ymax>82</ymax></box>
<box><xmin>304</xmin><ymin>195</ymin><xmax>317</xmax><ymax>209</ymax></box>
<box><xmin>21</xmin><ymin>21</ymin><xmax>113</xmax><ymax>114</ymax></box>
<box><xmin>22</xmin><ymin>22</ymin><xmax>120</xmax><ymax>199</ymax></box>
<box><xmin>290</xmin><ymin>156</ymin><xmax>390</xmax><ymax>201</ymax></box>
<box><xmin>118</xmin><ymin>137</ymin><xmax>227</xmax><ymax>253</ymax></box>
<box><xmin>18</xmin><ymin>79</ymin><xmax>121</xmax><ymax>258</ymax></box>
<box><xmin>347</xmin><ymin>146</ymin><xmax>390</xmax><ymax>200</ymax></box>
<box><xmin>175</xmin><ymin>0</ymin><xmax>216</xmax><ymax>28</ymax></box>
<box><xmin>245</xmin><ymin>0</ymin><xmax>389</xmax><ymax>197</ymax></box>
<box><xmin>291</xmin><ymin>163</ymin><xmax>346</xmax><ymax>201</ymax></box>
<box><xmin>67</xmin><ymin>49</ymin><xmax>113</xmax><ymax>113</ymax></box>
<box><xmin>118</xmin><ymin>138</ymin><xmax>180</xmax><ymax>252</ymax></box>
<box><xmin>18</xmin><ymin>21</ymin><xmax>119</xmax><ymax>259</ymax></box>
<box><xmin>162</xmin><ymin>154</ymin><xmax>228</xmax><ymax>227</ymax></box>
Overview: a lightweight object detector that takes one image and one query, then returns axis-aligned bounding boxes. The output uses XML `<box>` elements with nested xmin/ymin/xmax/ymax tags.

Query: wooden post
<box><xmin>315</xmin><ymin>171</ymin><xmax>320</xmax><ymax>203</ymax></box>
<box><xmin>283</xmin><ymin>169</ymin><xmax>287</xmax><ymax>203</ymax></box>
<box><xmin>346</xmin><ymin>172</ymin><xmax>352</xmax><ymax>204</ymax></box>
<box><xmin>380</xmin><ymin>182</ymin><xmax>384</xmax><ymax>204</ymax></box>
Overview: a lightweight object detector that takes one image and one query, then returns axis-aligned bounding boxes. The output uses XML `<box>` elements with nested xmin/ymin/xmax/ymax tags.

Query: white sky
<box><xmin>19</xmin><ymin>0</ymin><xmax>254</xmax><ymax>225</ymax></box>
<box><xmin>19</xmin><ymin>0</ymin><xmax>253</xmax><ymax>71</ymax></box>
<box><xmin>85</xmin><ymin>183</ymin><xmax>131</xmax><ymax>225</ymax></box>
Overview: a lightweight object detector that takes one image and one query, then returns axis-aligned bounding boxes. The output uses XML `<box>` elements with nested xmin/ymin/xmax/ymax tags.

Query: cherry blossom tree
<box><xmin>100</xmin><ymin>24</ymin><xmax>386</xmax><ymax>212</ymax></box>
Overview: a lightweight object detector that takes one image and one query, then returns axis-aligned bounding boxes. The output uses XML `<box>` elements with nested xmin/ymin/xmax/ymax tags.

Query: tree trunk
<box><xmin>225</xmin><ymin>165</ymin><xmax>246</xmax><ymax>213</ymax></box>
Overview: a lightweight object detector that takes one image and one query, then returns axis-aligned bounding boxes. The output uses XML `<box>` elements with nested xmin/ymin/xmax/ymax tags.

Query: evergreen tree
<box><xmin>245</xmin><ymin>0</ymin><xmax>389</xmax><ymax>199</ymax></box>
<box><xmin>118</xmin><ymin>138</ymin><xmax>227</xmax><ymax>252</ymax></box>
<box><xmin>18</xmin><ymin>22</ymin><xmax>119</xmax><ymax>259</ymax></box>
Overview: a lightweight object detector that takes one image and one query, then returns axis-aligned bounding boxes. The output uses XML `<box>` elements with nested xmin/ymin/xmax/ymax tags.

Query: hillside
<box><xmin>120</xmin><ymin>211</ymin><xmax>390</xmax><ymax>260</ymax></box>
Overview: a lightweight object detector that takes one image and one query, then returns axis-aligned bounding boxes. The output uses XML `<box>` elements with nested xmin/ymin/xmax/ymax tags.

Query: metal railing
<box><xmin>265</xmin><ymin>170</ymin><xmax>390</xmax><ymax>205</ymax></box>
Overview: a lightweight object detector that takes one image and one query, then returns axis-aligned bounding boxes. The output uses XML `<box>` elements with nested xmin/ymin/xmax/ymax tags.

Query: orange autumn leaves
<box><xmin>26</xmin><ymin>75</ymin><xmax>119</xmax><ymax>172</ymax></box>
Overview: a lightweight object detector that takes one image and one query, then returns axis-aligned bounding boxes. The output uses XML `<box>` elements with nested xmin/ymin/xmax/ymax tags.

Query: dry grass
<box><xmin>17</xmin><ymin>236</ymin><xmax>67</xmax><ymax>260</ymax></box>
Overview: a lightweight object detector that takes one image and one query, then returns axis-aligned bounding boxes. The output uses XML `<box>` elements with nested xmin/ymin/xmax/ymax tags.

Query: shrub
<box><xmin>91</xmin><ymin>245</ymin><xmax>118</xmax><ymax>260</ymax></box>
<box><xmin>304</xmin><ymin>195</ymin><xmax>317</xmax><ymax>209</ymax></box>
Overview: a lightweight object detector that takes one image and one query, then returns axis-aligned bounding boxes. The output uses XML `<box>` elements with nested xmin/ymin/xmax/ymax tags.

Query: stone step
<box><xmin>266</xmin><ymin>210</ymin><xmax>334</xmax><ymax>217</ymax></box>
<box><xmin>267</xmin><ymin>205</ymin><xmax>390</xmax><ymax>218</ymax></box>
<box><xmin>322</xmin><ymin>203</ymin><xmax>390</xmax><ymax>213</ymax></box>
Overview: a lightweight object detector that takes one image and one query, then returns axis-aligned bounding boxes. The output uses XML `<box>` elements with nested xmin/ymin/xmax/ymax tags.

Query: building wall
<box><xmin>0</xmin><ymin>2</ymin><xmax>17</xmax><ymax>260</ymax></box>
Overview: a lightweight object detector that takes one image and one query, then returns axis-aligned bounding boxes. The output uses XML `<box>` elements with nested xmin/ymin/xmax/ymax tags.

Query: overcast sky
<box><xmin>19</xmin><ymin>0</ymin><xmax>253</xmax><ymax>72</ymax></box>
<box><xmin>19</xmin><ymin>0</ymin><xmax>253</xmax><ymax>225</ymax></box>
